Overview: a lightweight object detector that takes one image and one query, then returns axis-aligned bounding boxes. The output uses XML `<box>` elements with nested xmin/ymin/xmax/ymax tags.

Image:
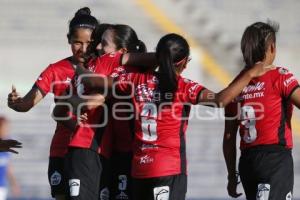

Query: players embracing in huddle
<box><xmin>6</xmin><ymin>6</ymin><xmax>300</xmax><ymax>200</ymax></box>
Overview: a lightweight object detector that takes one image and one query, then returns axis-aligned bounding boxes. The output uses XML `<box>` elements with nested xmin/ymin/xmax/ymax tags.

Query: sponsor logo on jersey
<box><xmin>140</xmin><ymin>155</ymin><xmax>154</xmax><ymax>164</ymax></box>
<box><xmin>188</xmin><ymin>84</ymin><xmax>201</xmax><ymax>94</ymax></box>
<box><xmin>69</xmin><ymin>179</ymin><xmax>80</xmax><ymax>196</ymax></box>
<box><xmin>256</xmin><ymin>183</ymin><xmax>270</xmax><ymax>200</ymax></box>
<box><xmin>140</xmin><ymin>143</ymin><xmax>158</xmax><ymax>151</ymax></box>
<box><xmin>242</xmin><ymin>82</ymin><xmax>265</xmax><ymax>93</ymax></box>
<box><xmin>50</xmin><ymin>171</ymin><xmax>61</xmax><ymax>186</ymax></box>
<box><xmin>110</xmin><ymin>72</ymin><xmax>120</xmax><ymax>78</ymax></box>
<box><xmin>100</xmin><ymin>187</ymin><xmax>110</xmax><ymax>200</ymax></box>
<box><xmin>284</xmin><ymin>76</ymin><xmax>297</xmax><ymax>87</ymax></box>
<box><xmin>115</xmin><ymin>191</ymin><xmax>129</xmax><ymax>200</ymax></box>
<box><xmin>153</xmin><ymin>186</ymin><xmax>170</xmax><ymax>200</ymax></box>
<box><xmin>286</xmin><ymin>191</ymin><xmax>293</xmax><ymax>200</ymax></box>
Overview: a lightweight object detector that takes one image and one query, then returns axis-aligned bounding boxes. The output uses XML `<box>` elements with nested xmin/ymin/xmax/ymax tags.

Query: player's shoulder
<box><xmin>47</xmin><ymin>57</ymin><xmax>72</xmax><ymax>70</ymax></box>
<box><xmin>178</xmin><ymin>76</ymin><xmax>200</xmax><ymax>86</ymax></box>
<box><xmin>270</xmin><ymin>66</ymin><xmax>293</xmax><ymax>76</ymax></box>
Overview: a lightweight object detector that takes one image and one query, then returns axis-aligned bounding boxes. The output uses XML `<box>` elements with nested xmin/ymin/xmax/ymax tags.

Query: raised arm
<box><xmin>197</xmin><ymin>62</ymin><xmax>271</xmax><ymax>107</ymax></box>
<box><xmin>121</xmin><ymin>52</ymin><xmax>157</xmax><ymax>67</ymax></box>
<box><xmin>7</xmin><ymin>86</ymin><xmax>44</xmax><ymax>112</ymax></box>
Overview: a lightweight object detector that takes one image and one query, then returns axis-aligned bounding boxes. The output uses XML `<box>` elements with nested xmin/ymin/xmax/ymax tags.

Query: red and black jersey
<box><xmin>109</xmin><ymin>65</ymin><xmax>140</xmax><ymax>153</ymax></box>
<box><xmin>114</xmin><ymin>72</ymin><xmax>205</xmax><ymax>178</ymax></box>
<box><xmin>227</xmin><ymin>67</ymin><xmax>299</xmax><ymax>150</ymax></box>
<box><xmin>68</xmin><ymin>52</ymin><xmax>122</xmax><ymax>158</ymax></box>
<box><xmin>34</xmin><ymin>58</ymin><xmax>75</xmax><ymax>157</ymax></box>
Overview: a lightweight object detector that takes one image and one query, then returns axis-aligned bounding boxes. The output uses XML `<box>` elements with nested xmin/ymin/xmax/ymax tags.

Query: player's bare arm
<box><xmin>290</xmin><ymin>87</ymin><xmax>300</xmax><ymax>109</ymax></box>
<box><xmin>197</xmin><ymin>62</ymin><xmax>272</xmax><ymax>107</ymax></box>
<box><xmin>223</xmin><ymin>106</ymin><xmax>242</xmax><ymax>198</ymax></box>
<box><xmin>7</xmin><ymin>86</ymin><xmax>44</xmax><ymax>112</ymax></box>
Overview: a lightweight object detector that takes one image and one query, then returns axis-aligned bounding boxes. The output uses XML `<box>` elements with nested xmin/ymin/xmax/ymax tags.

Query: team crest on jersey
<box><xmin>147</xmin><ymin>76</ymin><xmax>159</xmax><ymax>84</ymax></box>
<box><xmin>256</xmin><ymin>183</ymin><xmax>270</xmax><ymax>200</ymax></box>
<box><xmin>153</xmin><ymin>186</ymin><xmax>170</xmax><ymax>200</ymax></box>
<box><xmin>135</xmin><ymin>84</ymin><xmax>156</xmax><ymax>102</ymax></box>
<box><xmin>183</xmin><ymin>78</ymin><xmax>192</xmax><ymax>83</ymax></box>
<box><xmin>50</xmin><ymin>171</ymin><xmax>61</xmax><ymax>186</ymax></box>
<box><xmin>278</xmin><ymin>68</ymin><xmax>290</xmax><ymax>75</ymax></box>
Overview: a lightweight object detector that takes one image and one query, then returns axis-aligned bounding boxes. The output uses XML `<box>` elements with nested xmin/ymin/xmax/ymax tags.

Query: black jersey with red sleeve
<box><xmin>34</xmin><ymin>58</ymin><xmax>75</xmax><ymax>157</ymax></box>
<box><xmin>114</xmin><ymin>72</ymin><xmax>205</xmax><ymax>178</ymax></box>
<box><xmin>68</xmin><ymin>52</ymin><xmax>122</xmax><ymax>158</ymax></box>
<box><xmin>229</xmin><ymin>67</ymin><xmax>300</xmax><ymax>149</ymax></box>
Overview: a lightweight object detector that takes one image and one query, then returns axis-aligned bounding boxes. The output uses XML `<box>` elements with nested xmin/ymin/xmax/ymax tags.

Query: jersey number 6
<box><xmin>140</xmin><ymin>103</ymin><xmax>158</xmax><ymax>142</ymax></box>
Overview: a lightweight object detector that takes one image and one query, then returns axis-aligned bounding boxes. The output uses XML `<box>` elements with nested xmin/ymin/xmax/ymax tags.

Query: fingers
<box><xmin>0</xmin><ymin>139</ymin><xmax>22</xmax><ymax>148</ymax></box>
<box><xmin>227</xmin><ymin>180</ymin><xmax>242</xmax><ymax>198</ymax></box>
<box><xmin>78</xmin><ymin>113</ymin><xmax>88</xmax><ymax>125</ymax></box>
<box><xmin>8</xmin><ymin>85</ymin><xmax>21</xmax><ymax>103</ymax></box>
<box><xmin>7</xmin><ymin>148</ymin><xmax>19</xmax><ymax>154</ymax></box>
<box><xmin>12</xmin><ymin>84</ymin><xmax>16</xmax><ymax>93</ymax></box>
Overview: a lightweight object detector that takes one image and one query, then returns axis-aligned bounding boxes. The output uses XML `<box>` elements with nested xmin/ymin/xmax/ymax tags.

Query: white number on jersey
<box><xmin>140</xmin><ymin>103</ymin><xmax>158</xmax><ymax>142</ymax></box>
<box><xmin>240</xmin><ymin>106</ymin><xmax>257</xmax><ymax>143</ymax></box>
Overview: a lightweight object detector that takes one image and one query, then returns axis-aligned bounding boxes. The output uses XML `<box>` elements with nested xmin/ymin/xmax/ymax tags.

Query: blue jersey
<box><xmin>0</xmin><ymin>152</ymin><xmax>9</xmax><ymax>187</ymax></box>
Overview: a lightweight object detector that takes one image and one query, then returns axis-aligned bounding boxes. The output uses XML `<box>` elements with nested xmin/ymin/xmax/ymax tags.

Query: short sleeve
<box><xmin>276</xmin><ymin>68</ymin><xmax>300</xmax><ymax>99</ymax></box>
<box><xmin>179</xmin><ymin>78</ymin><xmax>206</xmax><ymax>104</ymax></box>
<box><xmin>33</xmin><ymin>65</ymin><xmax>54</xmax><ymax>96</ymax></box>
<box><xmin>94</xmin><ymin>52</ymin><xmax>122</xmax><ymax>75</ymax></box>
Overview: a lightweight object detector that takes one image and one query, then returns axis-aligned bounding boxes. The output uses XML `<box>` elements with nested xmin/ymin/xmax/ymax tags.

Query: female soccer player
<box><xmin>71</xmin><ymin>33</ymin><xmax>268</xmax><ymax>200</ymax></box>
<box><xmin>7</xmin><ymin>7</ymin><xmax>99</xmax><ymax>200</ymax></box>
<box><xmin>223</xmin><ymin>21</ymin><xmax>300</xmax><ymax>200</ymax></box>
<box><xmin>53</xmin><ymin>24</ymin><xmax>146</xmax><ymax>200</ymax></box>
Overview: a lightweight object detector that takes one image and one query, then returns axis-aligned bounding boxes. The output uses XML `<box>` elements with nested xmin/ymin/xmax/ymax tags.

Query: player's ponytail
<box><xmin>67</xmin><ymin>7</ymin><xmax>99</xmax><ymax>43</ymax></box>
<box><xmin>136</xmin><ymin>40</ymin><xmax>147</xmax><ymax>53</ymax></box>
<box><xmin>109</xmin><ymin>24</ymin><xmax>147</xmax><ymax>53</ymax></box>
<box><xmin>156</xmin><ymin>33</ymin><xmax>190</xmax><ymax>103</ymax></box>
<box><xmin>241</xmin><ymin>21</ymin><xmax>279</xmax><ymax>68</ymax></box>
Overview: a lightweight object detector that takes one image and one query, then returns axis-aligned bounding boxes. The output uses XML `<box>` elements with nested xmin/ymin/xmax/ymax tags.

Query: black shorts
<box><xmin>99</xmin><ymin>156</ymin><xmax>111</xmax><ymax>200</ymax></box>
<box><xmin>239</xmin><ymin>145</ymin><xmax>294</xmax><ymax>200</ymax></box>
<box><xmin>64</xmin><ymin>148</ymin><xmax>103</xmax><ymax>200</ymax></box>
<box><xmin>110</xmin><ymin>152</ymin><xmax>132</xmax><ymax>200</ymax></box>
<box><xmin>48</xmin><ymin>157</ymin><xmax>67</xmax><ymax>197</ymax></box>
<box><xmin>132</xmin><ymin>174</ymin><xmax>187</xmax><ymax>200</ymax></box>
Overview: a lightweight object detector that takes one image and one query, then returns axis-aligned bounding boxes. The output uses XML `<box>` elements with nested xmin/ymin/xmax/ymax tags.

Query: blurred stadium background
<box><xmin>0</xmin><ymin>0</ymin><xmax>300</xmax><ymax>199</ymax></box>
